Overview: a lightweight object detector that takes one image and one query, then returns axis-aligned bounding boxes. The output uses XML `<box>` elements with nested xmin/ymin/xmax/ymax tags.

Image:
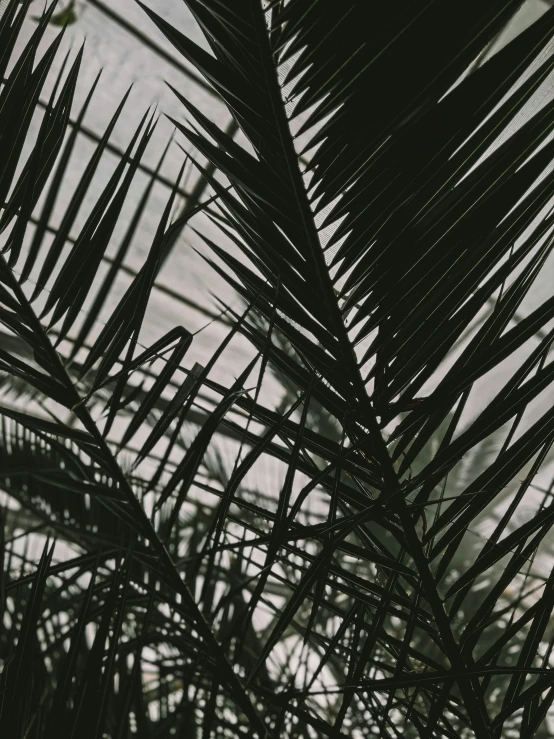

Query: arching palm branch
<box><xmin>3</xmin><ymin>1</ymin><xmax>554</xmax><ymax>737</ymax></box>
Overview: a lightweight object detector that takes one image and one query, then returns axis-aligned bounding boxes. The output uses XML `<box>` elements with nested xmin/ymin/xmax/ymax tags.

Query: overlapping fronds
<box><xmin>3</xmin><ymin>1</ymin><xmax>554</xmax><ymax>737</ymax></box>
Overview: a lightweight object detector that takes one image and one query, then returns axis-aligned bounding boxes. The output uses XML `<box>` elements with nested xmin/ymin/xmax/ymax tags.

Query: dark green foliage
<box><xmin>3</xmin><ymin>0</ymin><xmax>554</xmax><ymax>737</ymax></box>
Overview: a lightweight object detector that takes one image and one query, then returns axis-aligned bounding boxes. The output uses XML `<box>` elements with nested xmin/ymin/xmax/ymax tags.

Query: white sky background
<box><xmin>1</xmin><ymin>0</ymin><xmax>554</xmax><ymax>506</ymax></box>
<box><xmin>4</xmin><ymin>0</ymin><xmax>554</xmax><ymax>687</ymax></box>
<box><xmin>4</xmin><ymin>4</ymin><xmax>554</xmax><ymax>731</ymax></box>
<box><xmin>1</xmin><ymin>0</ymin><xmax>554</xmax><ymax>510</ymax></box>
<box><xmin>6</xmin><ymin>0</ymin><xmax>256</xmax><ymax>391</ymax></box>
<box><xmin>2</xmin><ymin>0</ymin><xmax>553</xmax><ymax>419</ymax></box>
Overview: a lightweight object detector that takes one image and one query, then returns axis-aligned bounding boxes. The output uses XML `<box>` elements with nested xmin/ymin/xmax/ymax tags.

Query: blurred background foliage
<box><xmin>3</xmin><ymin>1</ymin><xmax>554</xmax><ymax>737</ymax></box>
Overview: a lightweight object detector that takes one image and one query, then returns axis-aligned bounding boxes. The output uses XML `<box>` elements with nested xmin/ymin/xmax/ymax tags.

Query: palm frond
<box><xmin>4</xmin><ymin>0</ymin><xmax>554</xmax><ymax>737</ymax></box>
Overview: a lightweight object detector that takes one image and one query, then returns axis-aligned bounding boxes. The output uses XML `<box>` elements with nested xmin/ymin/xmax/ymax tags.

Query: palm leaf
<box><xmin>3</xmin><ymin>0</ymin><xmax>554</xmax><ymax>736</ymax></box>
